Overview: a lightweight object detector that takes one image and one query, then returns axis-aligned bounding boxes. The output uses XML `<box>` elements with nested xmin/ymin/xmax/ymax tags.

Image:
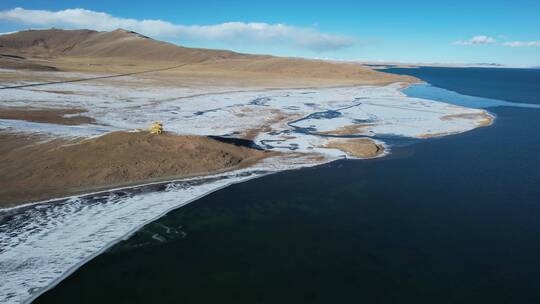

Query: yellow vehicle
<box><xmin>149</xmin><ymin>122</ymin><xmax>163</xmax><ymax>134</ymax></box>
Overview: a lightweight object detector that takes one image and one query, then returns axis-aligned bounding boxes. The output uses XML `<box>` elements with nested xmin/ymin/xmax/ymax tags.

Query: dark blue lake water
<box><xmin>36</xmin><ymin>67</ymin><xmax>540</xmax><ymax>304</ymax></box>
<box><xmin>386</xmin><ymin>66</ymin><xmax>540</xmax><ymax>105</ymax></box>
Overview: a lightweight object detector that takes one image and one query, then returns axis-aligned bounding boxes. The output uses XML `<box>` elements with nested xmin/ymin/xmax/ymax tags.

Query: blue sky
<box><xmin>1</xmin><ymin>0</ymin><xmax>539</xmax><ymax>66</ymax></box>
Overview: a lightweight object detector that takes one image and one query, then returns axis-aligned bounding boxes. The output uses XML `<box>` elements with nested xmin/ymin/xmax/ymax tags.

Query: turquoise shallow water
<box><xmin>36</xmin><ymin>67</ymin><xmax>540</xmax><ymax>304</ymax></box>
<box><xmin>403</xmin><ymin>83</ymin><xmax>540</xmax><ymax>109</ymax></box>
<box><xmin>386</xmin><ymin>66</ymin><xmax>540</xmax><ymax>105</ymax></box>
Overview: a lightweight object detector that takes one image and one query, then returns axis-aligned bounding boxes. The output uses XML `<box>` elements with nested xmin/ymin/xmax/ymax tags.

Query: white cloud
<box><xmin>0</xmin><ymin>7</ymin><xmax>356</xmax><ymax>52</ymax></box>
<box><xmin>0</xmin><ymin>31</ymin><xmax>19</xmax><ymax>36</ymax></box>
<box><xmin>453</xmin><ymin>35</ymin><xmax>496</xmax><ymax>45</ymax></box>
<box><xmin>503</xmin><ymin>41</ymin><xmax>540</xmax><ymax>47</ymax></box>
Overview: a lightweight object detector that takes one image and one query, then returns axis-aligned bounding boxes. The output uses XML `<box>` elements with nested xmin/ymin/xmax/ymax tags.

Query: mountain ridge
<box><xmin>0</xmin><ymin>28</ymin><xmax>257</xmax><ymax>63</ymax></box>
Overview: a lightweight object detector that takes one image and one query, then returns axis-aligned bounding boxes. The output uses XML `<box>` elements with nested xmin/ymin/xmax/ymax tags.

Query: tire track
<box><xmin>0</xmin><ymin>63</ymin><xmax>191</xmax><ymax>90</ymax></box>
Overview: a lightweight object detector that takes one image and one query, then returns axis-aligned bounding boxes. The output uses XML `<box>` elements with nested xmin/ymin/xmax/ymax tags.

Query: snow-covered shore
<box><xmin>0</xmin><ymin>80</ymin><xmax>492</xmax><ymax>156</ymax></box>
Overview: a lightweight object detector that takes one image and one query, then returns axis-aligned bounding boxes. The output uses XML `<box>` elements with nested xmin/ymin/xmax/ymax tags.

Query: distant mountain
<box><xmin>474</xmin><ymin>63</ymin><xmax>505</xmax><ymax>67</ymax></box>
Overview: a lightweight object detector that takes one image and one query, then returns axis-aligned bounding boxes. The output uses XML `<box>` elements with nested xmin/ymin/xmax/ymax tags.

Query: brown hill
<box><xmin>0</xmin><ymin>28</ymin><xmax>257</xmax><ymax>62</ymax></box>
<box><xmin>0</xmin><ymin>131</ymin><xmax>272</xmax><ymax>207</ymax></box>
<box><xmin>0</xmin><ymin>29</ymin><xmax>97</xmax><ymax>58</ymax></box>
<box><xmin>0</xmin><ymin>28</ymin><xmax>417</xmax><ymax>86</ymax></box>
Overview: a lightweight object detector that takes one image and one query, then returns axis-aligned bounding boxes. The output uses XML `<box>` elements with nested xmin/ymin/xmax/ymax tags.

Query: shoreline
<box><xmin>1</xmin><ymin>79</ymin><xmax>498</xmax><ymax>304</ymax></box>
<box><xmin>0</xmin><ymin>131</ymin><xmax>273</xmax><ymax>208</ymax></box>
<box><xmin>0</xmin><ymin>157</ymin><xmax>265</xmax><ymax>211</ymax></box>
<box><xmin>0</xmin><ymin>161</ymin><xmax>267</xmax><ymax>214</ymax></box>
<box><xmin>1</xmin><ymin>154</ymin><xmax>335</xmax><ymax>304</ymax></box>
<box><xmin>0</xmin><ymin>82</ymin><xmax>494</xmax><ymax>210</ymax></box>
<box><xmin>20</xmin><ymin>166</ymin><xmax>278</xmax><ymax>304</ymax></box>
<box><xmin>0</xmin><ymin>142</ymin><xmax>387</xmax><ymax>214</ymax></box>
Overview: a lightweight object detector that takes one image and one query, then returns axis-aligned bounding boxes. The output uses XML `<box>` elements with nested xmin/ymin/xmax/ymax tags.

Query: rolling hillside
<box><xmin>0</xmin><ymin>28</ymin><xmax>417</xmax><ymax>86</ymax></box>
